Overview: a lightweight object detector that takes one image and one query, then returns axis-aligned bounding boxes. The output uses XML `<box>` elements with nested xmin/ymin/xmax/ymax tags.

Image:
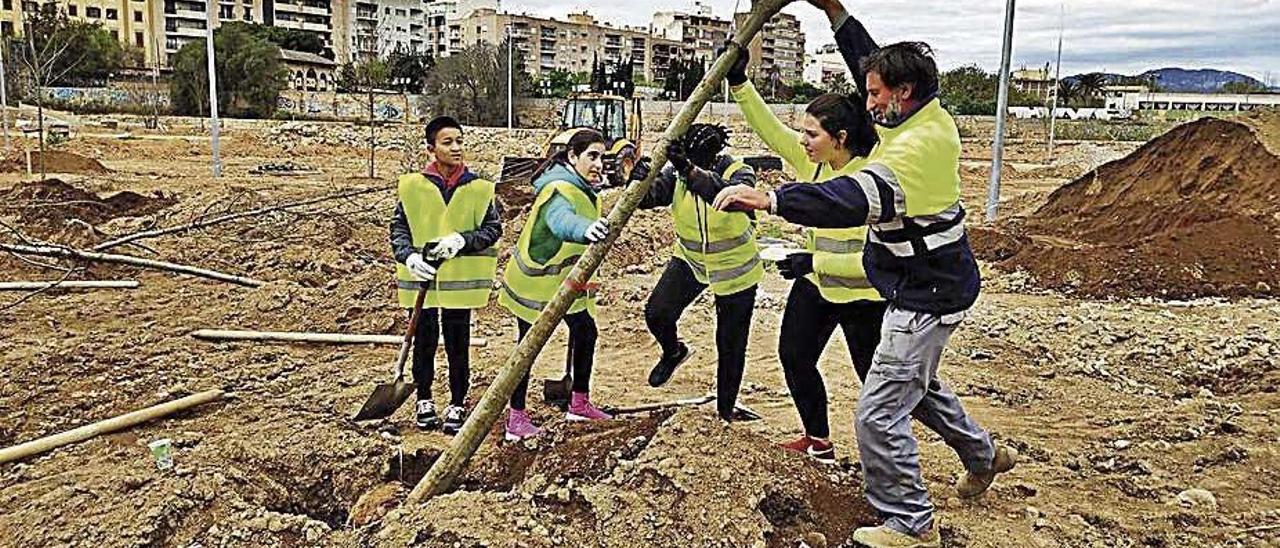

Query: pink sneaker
<box><xmin>566</xmin><ymin>392</ymin><xmax>612</xmax><ymax>421</ymax></box>
<box><xmin>504</xmin><ymin>409</ymin><xmax>541</xmax><ymax>441</ymax></box>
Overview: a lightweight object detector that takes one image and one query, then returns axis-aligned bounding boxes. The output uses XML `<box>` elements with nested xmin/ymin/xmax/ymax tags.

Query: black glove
<box><xmin>666</xmin><ymin>140</ymin><xmax>692</xmax><ymax>175</ymax></box>
<box><xmin>776</xmin><ymin>253</ymin><xmax>814</xmax><ymax>280</ymax></box>
<box><xmin>721</xmin><ymin>40</ymin><xmax>750</xmax><ymax>87</ymax></box>
<box><xmin>630</xmin><ymin>156</ymin><xmax>652</xmax><ymax>182</ymax></box>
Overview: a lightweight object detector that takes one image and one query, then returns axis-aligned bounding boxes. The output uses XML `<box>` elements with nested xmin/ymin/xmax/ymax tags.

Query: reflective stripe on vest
<box><xmin>394</xmin><ymin>173</ymin><xmax>498</xmax><ymax>309</ymax></box>
<box><xmin>868</xmin><ymin>206</ymin><xmax>967</xmax><ymax>257</ymax></box>
<box><xmin>498</xmin><ymin>179</ymin><xmax>600</xmax><ymax>323</ymax></box>
<box><xmin>800</xmin><ymin>161</ymin><xmax>881</xmax><ymax>303</ymax></box>
<box><xmin>671</xmin><ymin>160</ymin><xmax>762</xmax><ymax>296</ymax></box>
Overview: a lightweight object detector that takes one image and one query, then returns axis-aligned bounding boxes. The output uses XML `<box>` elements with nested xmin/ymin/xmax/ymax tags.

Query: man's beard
<box><xmin>871</xmin><ymin>96</ymin><xmax>904</xmax><ymax>126</ymax></box>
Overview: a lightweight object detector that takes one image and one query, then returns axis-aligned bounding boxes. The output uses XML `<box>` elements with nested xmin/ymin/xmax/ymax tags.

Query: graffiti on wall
<box><xmin>276</xmin><ymin>91</ymin><xmax>423</xmax><ymax>122</ymax></box>
<box><xmin>43</xmin><ymin>87</ymin><xmax>171</xmax><ymax>108</ymax></box>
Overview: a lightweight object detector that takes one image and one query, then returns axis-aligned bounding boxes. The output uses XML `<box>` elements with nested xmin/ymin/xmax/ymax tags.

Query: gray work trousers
<box><xmin>855</xmin><ymin>304</ymin><xmax>995</xmax><ymax>536</ymax></box>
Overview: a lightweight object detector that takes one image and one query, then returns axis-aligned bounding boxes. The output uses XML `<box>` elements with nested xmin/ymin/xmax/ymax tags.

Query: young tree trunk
<box><xmin>36</xmin><ymin>93</ymin><xmax>44</xmax><ymax>181</ymax></box>
<box><xmin>366</xmin><ymin>83</ymin><xmax>373</xmax><ymax>177</ymax></box>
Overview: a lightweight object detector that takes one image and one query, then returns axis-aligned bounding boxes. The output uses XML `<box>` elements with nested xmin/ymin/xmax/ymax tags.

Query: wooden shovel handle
<box><xmin>393</xmin><ymin>288</ymin><xmax>428</xmax><ymax>381</ymax></box>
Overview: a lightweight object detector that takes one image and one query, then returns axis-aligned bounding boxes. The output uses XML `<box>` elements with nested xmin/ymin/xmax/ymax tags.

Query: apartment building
<box><xmin>263</xmin><ymin>0</ymin><xmax>334</xmax><ymax>56</ymax></box>
<box><xmin>803</xmin><ymin>43</ymin><xmax>851</xmax><ymax>87</ymax></box>
<box><xmin>733</xmin><ymin>9</ymin><xmax>804</xmax><ymax>84</ymax></box>
<box><xmin>340</xmin><ymin>0</ymin><xmax>427</xmax><ymax>62</ymax></box>
<box><xmin>0</xmin><ymin>0</ymin><xmax>163</xmax><ymax>66</ymax></box>
<box><xmin>455</xmin><ymin>8</ymin><xmax>692</xmax><ymax>83</ymax></box>
<box><xmin>158</xmin><ymin>0</ymin><xmax>263</xmax><ymax>64</ymax></box>
<box><xmin>650</xmin><ymin>2</ymin><xmax>730</xmax><ymax>62</ymax></box>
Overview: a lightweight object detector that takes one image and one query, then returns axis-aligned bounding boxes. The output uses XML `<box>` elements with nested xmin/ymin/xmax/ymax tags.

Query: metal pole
<box><xmin>1046</xmin><ymin>4</ymin><xmax>1063</xmax><ymax>158</ymax></box>
<box><xmin>507</xmin><ymin>24</ymin><xmax>513</xmax><ymax>129</ymax></box>
<box><xmin>204</xmin><ymin>2</ymin><xmax>222</xmax><ymax>177</ymax></box>
<box><xmin>985</xmin><ymin>0</ymin><xmax>1015</xmax><ymax>222</ymax></box>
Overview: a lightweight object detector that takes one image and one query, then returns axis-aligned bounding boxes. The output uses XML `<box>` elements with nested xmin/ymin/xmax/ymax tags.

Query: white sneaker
<box><xmin>415</xmin><ymin>400</ymin><xmax>439</xmax><ymax>430</ymax></box>
<box><xmin>441</xmin><ymin>405</ymin><xmax>466</xmax><ymax>435</ymax></box>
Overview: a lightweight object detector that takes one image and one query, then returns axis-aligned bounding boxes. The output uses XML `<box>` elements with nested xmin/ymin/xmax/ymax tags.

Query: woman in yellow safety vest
<box><xmin>726</xmin><ymin>43</ymin><xmax>885</xmax><ymax>463</ymax></box>
<box><xmin>631</xmin><ymin>123</ymin><xmax>761</xmax><ymax>421</ymax></box>
<box><xmin>390</xmin><ymin>116</ymin><xmax>501</xmax><ymax>434</ymax></box>
<box><xmin>497</xmin><ymin>128</ymin><xmax>613</xmax><ymax>441</ymax></box>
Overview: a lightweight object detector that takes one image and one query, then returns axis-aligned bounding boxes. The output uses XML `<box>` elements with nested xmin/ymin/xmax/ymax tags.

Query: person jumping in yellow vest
<box><xmin>725</xmin><ymin>41</ymin><xmax>886</xmax><ymax>463</ymax></box>
<box><xmin>497</xmin><ymin>129</ymin><xmax>614</xmax><ymax>441</ymax></box>
<box><xmin>390</xmin><ymin>116</ymin><xmax>501</xmax><ymax>434</ymax></box>
<box><xmin>630</xmin><ymin>123</ymin><xmax>760</xmax><ymax>421</ymax></box>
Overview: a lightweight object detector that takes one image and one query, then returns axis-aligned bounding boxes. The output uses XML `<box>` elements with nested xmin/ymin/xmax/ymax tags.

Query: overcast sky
<box><xmin>498</xmin><ymin>0</ymin><xmax>1279</xmax><ymax>83</ymax></box>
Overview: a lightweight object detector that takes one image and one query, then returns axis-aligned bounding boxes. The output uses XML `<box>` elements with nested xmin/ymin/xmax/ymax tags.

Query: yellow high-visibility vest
<box><xmin>498</xmin><ymin>180</ymin><xmax>601</xmax><ymax>323</ymax></box>
<box><xmin>394</xmin><ymin>173</ymin><xmax>498</xmax><ymax>309</ymax></box>
<box><xmin>671</xmin><ymin>160</ymin><xmax>762</xmax><ymax>296</ymax></box>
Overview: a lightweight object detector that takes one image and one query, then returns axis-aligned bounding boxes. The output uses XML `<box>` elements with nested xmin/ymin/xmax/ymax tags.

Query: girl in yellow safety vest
<box><xmin>390</xmin><ymin>116</ymin><xmax>502</xmax><ymax>434</ymax></box>
<box><xmin>726</xmin><ymin>43</ymin><xmax>885</xmax><ymax>463</ymax></box>
<box><xmin>630</xmin><ymin>123</ymin><xmax>761</xmax><ymax>421</ymax></box>
<box><xmin>497</xmin><ymin>129</ymin><xmax>613</xmax><ymax>441</ymax></box>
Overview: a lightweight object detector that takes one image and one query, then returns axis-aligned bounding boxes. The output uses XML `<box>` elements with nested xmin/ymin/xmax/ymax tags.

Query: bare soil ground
<box><xmin>0</xmin><ymin>118</ymin><xmax>1276</xmax><ymax>548</ymax></box>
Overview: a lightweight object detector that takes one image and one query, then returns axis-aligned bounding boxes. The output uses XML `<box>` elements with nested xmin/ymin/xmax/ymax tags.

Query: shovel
<box><xmin>542</xmin><ymin>333</ymin><xmax>574</xmax><ymax>410</ymax></box>
<box><xmin>608</xmin><ymin>394</ymin><xmax>763</xmax><ymax>421</ymax></box>
<box><xmin>353</xmin><ymin>287</ymin><xmax>427</xmax><ymax>421</ymax></box>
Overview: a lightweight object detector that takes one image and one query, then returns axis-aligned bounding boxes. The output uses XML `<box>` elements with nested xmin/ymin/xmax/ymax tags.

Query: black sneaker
<box><xmin>441</xmin><ymin>405</ymin><xmax>466</xmax><ymax>435</ymax></box>
<box><xmin>415</xmin><ymin>400</ymin><xmax>440</xmax><ymax>430</ymax></box>
<box><xmin>648</xmin><ymin>342</ymin><xmax>692</xmax><ymax>387</ymax></box>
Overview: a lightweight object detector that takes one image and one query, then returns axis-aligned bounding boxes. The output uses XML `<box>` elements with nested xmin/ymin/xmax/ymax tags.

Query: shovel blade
<box><xmin>542</xmin><ymin>375</ymin><xmax>572</xmax><ymax>410</ymax></box>
<box><xmin>353</xmin><ymin>381</ymin><xmax>416</xmax><ymax>421</ymax></box>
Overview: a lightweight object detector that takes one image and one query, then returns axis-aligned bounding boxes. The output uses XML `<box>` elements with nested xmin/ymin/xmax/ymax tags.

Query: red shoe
<box><xmin>780</xmin><ymin>435</ymin><xmax>835</xmax><ymax>464</ymax></box>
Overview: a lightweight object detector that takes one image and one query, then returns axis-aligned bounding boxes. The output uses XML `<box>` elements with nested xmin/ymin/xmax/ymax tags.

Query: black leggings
<box><xmin>644</xmin><ymin>257</ymin><xmax>756</xmax><ymax>419</ymax></box>
<box><xmin>778</xmin><ymin>279</ymin><xmax>886</xmax><ymax>439</ymax></box>
<box><xmin>412</xmin><ymin>308</ymin><xmax>472</xmax><ymax>406</ymax></box>
<box><xmin>510</xmin><ymin>311</ymin><xmax>598</xmax><ymax>410</ymax></box>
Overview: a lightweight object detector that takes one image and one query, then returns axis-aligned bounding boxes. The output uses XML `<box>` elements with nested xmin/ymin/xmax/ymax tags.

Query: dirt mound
<box><xmin>2</xmin><ymin>179</ymin><xmax>176</xmax><ymax>239</ymax></box>
<box><xmin>976</xmin><ymin>116</ymin><xmax>1280</xmax><ymax>299</ymax></box>
<box><xmin>367</xmin><ymin>411</ymin><xmax>878</xmax><ymax>547</ymax></box>
<box><xmin>0</xmin><ymin>150</ymin><xmax>110</xmax><ymax>174</ymax></box>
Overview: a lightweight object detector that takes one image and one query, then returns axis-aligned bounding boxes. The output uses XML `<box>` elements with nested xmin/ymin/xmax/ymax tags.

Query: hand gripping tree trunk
<box><xmin>406</xmin><ymin>0</ymin><xmax>794</xmax><ymax>504</ymax></box>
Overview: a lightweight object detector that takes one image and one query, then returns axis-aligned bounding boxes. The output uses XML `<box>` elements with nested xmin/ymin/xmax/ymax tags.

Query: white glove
<box><xmin>584</xmin><ymin>217</ymin><xmax>610</xmax><ymax>243</ymax></box>
<box><xmin>405</xmin><ymin>253</ymin><xmax>437</xmax><ymax>281</ymax></box>
<box><xmin>426</xmin><ymin>232</ymin><xmax>466</xmax><ymax>260</ymax></box>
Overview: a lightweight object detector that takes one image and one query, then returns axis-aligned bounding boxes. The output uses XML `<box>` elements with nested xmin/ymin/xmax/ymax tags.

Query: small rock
<box><xmin>1113</xmin><ymin>439</ymin><xmax>1131</xmax><ymax>450</ymax></box>
<box><xmin>1025</xmin><ymin>506</ymin><xmax>1042</xmax><ymax>520</ymax></box>
<box><xmin>800</xmin><ymin>531</ymin><xmax>827</xmax><ymax>548</ymax></box>
<box><xmin>1176</xmin><ymin>488</ymin><xmax>1217</xmax><ymax>511</ymax></box>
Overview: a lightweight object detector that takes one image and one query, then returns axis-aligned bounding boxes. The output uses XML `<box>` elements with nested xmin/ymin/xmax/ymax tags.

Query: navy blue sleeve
<box><xmin>833</xmin><ymin>14</ymin><xmax>879</xmax><ymax>98</ymax></box>
<box><xmin>390</xmin><ymin>202</ymin><xmax>416</xmax><ymax>263</ymax></box>
<box><xmin>774</xmin><ymin>178</ymin><xmax>872</xmax><ymax>229</ymax></box>
<box><xmin>459</xmin><ymin>200</ymin><xmax>503</xmax><ymax>253</ymax></box>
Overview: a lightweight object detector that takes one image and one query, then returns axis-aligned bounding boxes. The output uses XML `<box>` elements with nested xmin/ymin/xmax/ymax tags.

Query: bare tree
<box><xmin>14</xmin><ymin>4</ymin><xmax>86</xmax><ymax>180</ymax></box>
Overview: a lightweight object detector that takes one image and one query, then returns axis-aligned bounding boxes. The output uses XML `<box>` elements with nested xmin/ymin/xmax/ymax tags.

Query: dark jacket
<box><xmin>389</xmin><ymin>167</ymin><xmax>503</xmax><ymax>264</ymax></box>
<box><xmin>771</xmin><ymin>12</ymin><xmax>980</xmax><ymax>315</ymax></box>
<box><xmin>638</xmin><ymin>154</ymin><xmax>756</xmax><ymax>210</ymax></box>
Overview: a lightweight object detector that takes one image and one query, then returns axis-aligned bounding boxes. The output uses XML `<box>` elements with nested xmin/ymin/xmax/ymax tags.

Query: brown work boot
<box><xmin>851</xmin><ymin>525</ymin><xmax>941</xmax><ymax>548</ymax></box>
<box><xmin>957</xmin><ymin>444</ymin><xmax>1018</xmax><ymax>498</ymax></box>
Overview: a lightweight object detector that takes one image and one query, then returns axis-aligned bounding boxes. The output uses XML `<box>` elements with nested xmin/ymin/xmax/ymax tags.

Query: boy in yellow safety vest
<box><xmin>390</xmin><ymin>116</ymin><xmax>502</xmax><ymax>434</ymax></box>
<box><xmin>631</xmin><ymin>123</ymin><xmax>760</xmax><ymax>421</ymax></box>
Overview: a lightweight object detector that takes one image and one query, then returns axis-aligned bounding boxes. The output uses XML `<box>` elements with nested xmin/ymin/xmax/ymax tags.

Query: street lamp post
<box><xmin>205</xmin><ymin>3</ymin><xmax>222</xmax><ymax>177</ymax></box>
<box><xmin>985</xmin><ymin>0</ymin><xmax>1016</xmax><ymax>222</ymax></box>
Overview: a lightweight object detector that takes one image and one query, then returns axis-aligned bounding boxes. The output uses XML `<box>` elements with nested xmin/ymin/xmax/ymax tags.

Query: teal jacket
<box><xmin>529</xmin><ymin>162</ymin><xmax>598</xmax><ymax>264</ymax></box>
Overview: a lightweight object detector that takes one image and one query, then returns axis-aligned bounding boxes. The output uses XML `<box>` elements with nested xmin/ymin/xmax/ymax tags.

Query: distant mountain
<box><xmin>1064</xmin><ymin>68</ymin><xmax>1268</xmax><ymax>93</ymax></box>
